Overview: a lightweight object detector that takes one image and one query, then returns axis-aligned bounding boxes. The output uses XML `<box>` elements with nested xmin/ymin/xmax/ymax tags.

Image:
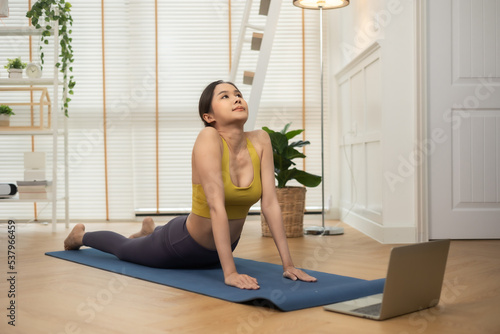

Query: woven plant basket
<box><xmin>261</xmin><ymin>186</ymin><xmax>306</xmax><ymax>238</ymax></box>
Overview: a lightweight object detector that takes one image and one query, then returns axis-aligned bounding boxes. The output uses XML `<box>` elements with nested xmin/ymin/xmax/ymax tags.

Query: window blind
<box><xmin>0</xmin><ymin>0</ymin><xmax>330</xmax><ymax>221</ymax></box>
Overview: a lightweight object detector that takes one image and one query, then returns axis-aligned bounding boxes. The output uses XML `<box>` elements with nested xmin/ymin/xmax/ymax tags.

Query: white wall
<box><xmin>326</xmin><ymin>0</ymin><xmax>418</xmax><ymax>243</ymax></box>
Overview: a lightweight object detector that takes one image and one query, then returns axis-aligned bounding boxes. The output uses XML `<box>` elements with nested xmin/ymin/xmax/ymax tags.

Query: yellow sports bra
<box><xmin>192</xmin><ymin>136</ymin><xmax>262</xmax><ymax>219</ymax></box>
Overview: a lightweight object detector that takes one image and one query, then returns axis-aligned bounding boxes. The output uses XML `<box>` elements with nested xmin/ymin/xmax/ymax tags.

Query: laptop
<box><xmin>324</xmin><ymin>239</ymin><xmax>450</xmax><ymax>320</ymax></box>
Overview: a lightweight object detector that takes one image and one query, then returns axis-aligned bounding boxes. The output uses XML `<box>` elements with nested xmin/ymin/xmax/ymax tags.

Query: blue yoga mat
<box><xmin>46</xmin><ymin>249</ymin><xmax>384</xmax><ymax>311</ymax></box>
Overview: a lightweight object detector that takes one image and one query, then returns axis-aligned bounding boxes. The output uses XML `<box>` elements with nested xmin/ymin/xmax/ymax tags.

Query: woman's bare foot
<box><xmin>129</xmin><ymin>217</ymin><xmax>155</xmax><ymax>239</ymax></box>
<box><xmin>64</xmin><ymin>224</ymin><xmax>85</xmax><ymax>250</ymax></box>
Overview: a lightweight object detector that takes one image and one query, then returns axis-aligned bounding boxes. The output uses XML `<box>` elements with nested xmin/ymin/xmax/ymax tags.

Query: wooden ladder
<box><xmin>229</xmin><ymin>0</ymin><xmax>282</xmax><ymax>131</ymax></box>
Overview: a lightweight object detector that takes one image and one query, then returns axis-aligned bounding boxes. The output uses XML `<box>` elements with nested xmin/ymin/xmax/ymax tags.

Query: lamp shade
<box><xmin>293</xmin><ymin>0</ymin><xmax>349</xmax><ymax>10</ymax></box>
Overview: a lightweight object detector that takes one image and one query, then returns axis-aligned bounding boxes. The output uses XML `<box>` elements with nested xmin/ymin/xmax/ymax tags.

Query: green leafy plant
<box><xmin>26</xmin><ymin>0</ymin><xmax>75</xmax><ymax>116</ymax></box>
<box><xmin>4</xmin><ymin>57</ymin><xmax>27</xmax><ymax>70</ymax></box>
<box><xmin>0</xmin><ymin>105</ymin><xmax>15</xmax><ymax>116</ymax></box>
<box><xmin>262</xmin><ymin>123</ymin><xmax>322</xmax><ymax>188</ymax></box>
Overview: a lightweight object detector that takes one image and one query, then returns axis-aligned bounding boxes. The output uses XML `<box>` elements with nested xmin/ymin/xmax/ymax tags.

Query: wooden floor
<box><xmin>1</xmin><ymin>216</ymin><xmax>499</xmax><ymax>334</ymax></box>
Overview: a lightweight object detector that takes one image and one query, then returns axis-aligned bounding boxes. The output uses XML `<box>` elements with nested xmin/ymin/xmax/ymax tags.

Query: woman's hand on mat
<box><xmin>225</xmin><ymin>272</ymin><xmax>260</xmax><ymax>290</ymax></box>
<box><xmin>282</xmin><ymin>267</ymin><xmax>317</xmax><ymax>282</ymax></box>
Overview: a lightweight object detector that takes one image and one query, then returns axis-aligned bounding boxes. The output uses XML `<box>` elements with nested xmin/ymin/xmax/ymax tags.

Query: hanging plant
<box><xmin>26</xmin><ymin>0</ymin><xmax>75</xmax><ymax>117</ymax></box>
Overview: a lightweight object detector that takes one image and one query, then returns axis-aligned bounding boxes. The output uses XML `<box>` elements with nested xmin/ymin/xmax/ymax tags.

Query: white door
<box><xmin>428</xmin><ymin>0</ymin><xmax>500</xmax><ymax>239</ymax></box>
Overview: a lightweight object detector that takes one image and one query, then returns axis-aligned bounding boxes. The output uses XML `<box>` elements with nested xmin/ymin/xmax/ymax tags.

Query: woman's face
<box><xmin>206</xmin><ymin>83</ymin><xmax>248</xmax><ymax>127</ymax></box>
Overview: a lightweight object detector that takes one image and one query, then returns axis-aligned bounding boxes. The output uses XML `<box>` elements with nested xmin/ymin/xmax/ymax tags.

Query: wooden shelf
<box><xmin>0</xmin><ymin>128</ymin><xmax>55</xmax><ymax>135</ymax></box>
<box><xmin>0</xmin><ymin>197</ymin><xmax>52</xmax><ymax>202</ymax></box>
<box><xmin>0</xmin><ymin>20</ymin><xmax>69</xmax><ymax>231</ymax></box>
<box><xmin>0</xmin><ymin>195</ymin><xmax>66</xmax><ymax>203</ymax></box>
<box><xmin>0</xmin><ymin>78</ymin><xmax>62</xmax><ymax>85</ymax></box>
<box><xmin>0</xmin><ymin>26</ymin><xmax>53</xmax><ymax>36</ymax></box>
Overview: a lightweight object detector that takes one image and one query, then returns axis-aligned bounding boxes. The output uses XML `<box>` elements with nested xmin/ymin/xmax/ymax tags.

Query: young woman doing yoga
<box><xmin>64</xmin><ymin>80</ymin><xmax>317</xmax><ymax>290</ymax></box>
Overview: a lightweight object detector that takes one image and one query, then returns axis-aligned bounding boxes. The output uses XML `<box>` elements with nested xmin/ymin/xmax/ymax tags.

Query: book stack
<box><xmin>16</xmin><ymin>152</ymin><xmax>51</xmax><ymax>200</ymax></box>
<box><xmin>17</xmin><ymin>180</ymin><xmax>51</xmax><ymax>199</ymax></box>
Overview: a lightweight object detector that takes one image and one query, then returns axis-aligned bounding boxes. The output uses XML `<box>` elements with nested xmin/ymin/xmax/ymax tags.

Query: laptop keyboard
<box><xmin>352</xmin><ymin>303</ymin><xmax>382</xmax><ymax>316</ymax></box>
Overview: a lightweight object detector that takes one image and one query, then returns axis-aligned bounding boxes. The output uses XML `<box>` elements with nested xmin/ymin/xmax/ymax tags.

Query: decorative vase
<box><xmin>8</xmin><ymin>68</ymin><xmax>22</xmax><ymax>79</ymax></box>
<box><xmin>0</xmin><ymin>0</ymin><xmax>8</xmax><ymax>18</ymax></box>
<box><xmin>0</xmin><ymin>114</ymin><xmax>10</xmax><ymax>127</ymax></box>
<box><xmin>261</xmin><ymin>186</ymin><xmax>306</xmax><ymax>238</ymax></box>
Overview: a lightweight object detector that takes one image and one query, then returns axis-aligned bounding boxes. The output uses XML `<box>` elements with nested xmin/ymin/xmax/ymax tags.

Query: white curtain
<box><xmin>0</xmin><ymin>0</ymin><xmax>328</xmax><ymax>221</ymax></box>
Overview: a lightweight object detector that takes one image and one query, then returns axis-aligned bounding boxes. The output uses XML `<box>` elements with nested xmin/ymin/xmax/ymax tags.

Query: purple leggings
<box><xmin>82</xmin><ymin>215</ymin><xmax>239</xmax><ymax>269</ymax></box>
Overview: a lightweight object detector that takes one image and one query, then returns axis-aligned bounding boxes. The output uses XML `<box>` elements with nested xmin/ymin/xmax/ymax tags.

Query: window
<box><xmin>1</xmin><ymin>0</ymin><xmax>329</xmax><ymax>220</ymax></box>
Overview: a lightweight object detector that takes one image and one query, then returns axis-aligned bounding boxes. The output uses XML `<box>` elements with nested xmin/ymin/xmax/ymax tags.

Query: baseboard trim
<box><xmin>341</xmin><ymin>209</ymin><xmax>416</xmax><ymax>244</ymax></box>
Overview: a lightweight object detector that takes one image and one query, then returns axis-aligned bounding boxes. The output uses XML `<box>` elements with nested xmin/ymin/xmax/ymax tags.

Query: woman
<box><xmin>64</xmin><ymin>80</ymin><xmax>317</xmax><ymax>290</ymax></box>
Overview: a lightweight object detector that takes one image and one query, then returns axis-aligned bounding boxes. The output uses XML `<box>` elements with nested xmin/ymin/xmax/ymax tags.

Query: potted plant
<box><xmin>26</xmin><ymin>0</ymin><xmax>75</xmax><ymax>116</ymax></box>
<box><xmin>0</xmin><ymin>105</ymin><xmax>15</xmax><ymax>127</ymax></box>
<box><xmin>4</xmin><ymin>57</ymin><xmax>27</xmax><ymax>79</ymax></box>
<box><xmin>261</xmin><ymin>123</ymin><xmax>322</xmax><ymax>237</ymax></box>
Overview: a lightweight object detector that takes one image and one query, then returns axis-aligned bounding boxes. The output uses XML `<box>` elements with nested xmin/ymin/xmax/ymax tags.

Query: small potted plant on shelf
<box><xmin>26</xmin><ymin>0</ymin><xmax>76</xmax><ymax>117</ymax></box>
<box><xmin>261</xmin><ymin>123</ymin><xmax>322</xmax><ymax>238</ymax></box>
<box><xmin>4</xmin><ymin>57</ymin><xmax>27</xmax><ymax>79</ymax></box>
<box><xmin>0</xmin><ymin>105</ymin><xmax>15</xmax><ymax>127</ymax></box>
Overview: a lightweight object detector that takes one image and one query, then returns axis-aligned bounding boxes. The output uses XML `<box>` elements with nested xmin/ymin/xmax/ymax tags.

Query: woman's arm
<box><xmin>193</xmin><ymin>128</ymin><xmax>259</xmax><ymax>289</ymax></box>
<box><xmin>258</xmin><ymin>130</ymin><xmax>317</xmax><ymax>282</ymax></box>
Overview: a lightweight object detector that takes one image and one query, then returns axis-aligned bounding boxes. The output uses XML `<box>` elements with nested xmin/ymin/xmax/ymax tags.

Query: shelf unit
<box><xmin>0</xmin><ymin>25</ymin><xmax>69</xmax><ymax>231</ymax></box>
